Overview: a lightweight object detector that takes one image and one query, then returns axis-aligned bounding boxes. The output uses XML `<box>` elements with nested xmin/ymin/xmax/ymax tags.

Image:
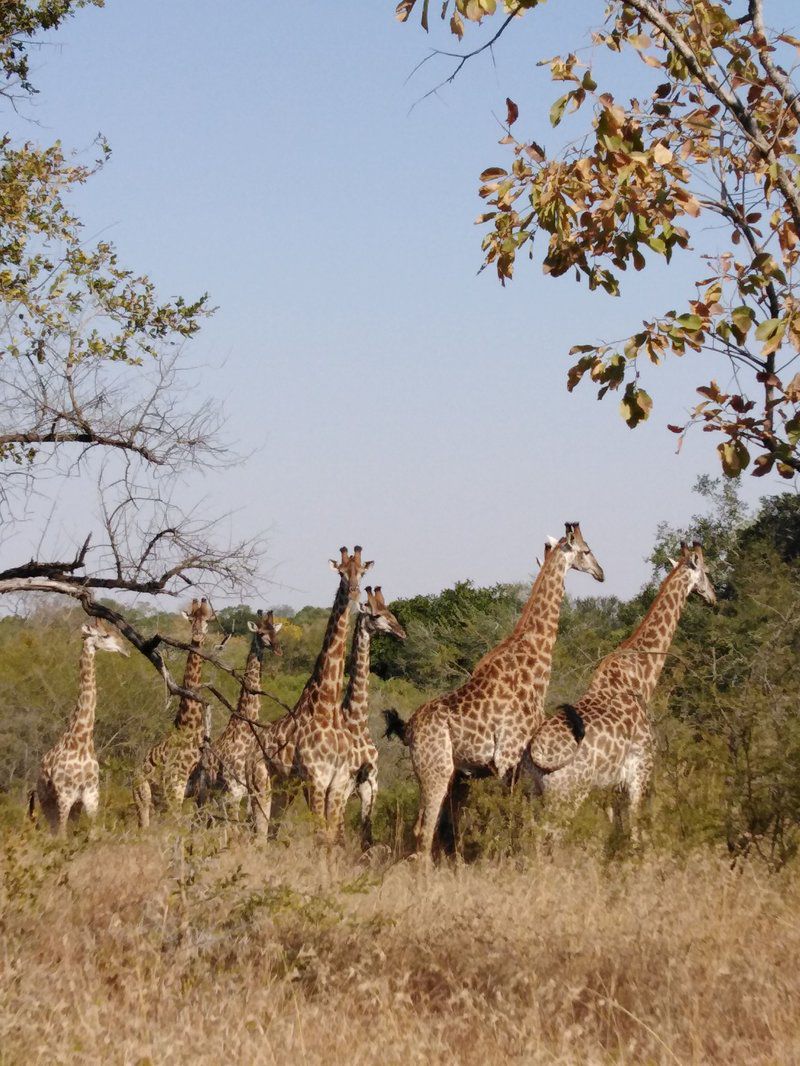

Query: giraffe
<box><xmin>245</xmin><ymin>546</ymin><xmax>373</xmax><ymax>843</ymax></box>
<box><xmin>383</xmin><ymin>522</ymin><xmax>605</xmax><ymax>858</ymax></box>
<box><xmin>199</xmin><ymin>609</ymin><xmax>282</xmax><ymax>815</ymax></box>
<box><xmin>526</xmin><ymin>541</ymin><xmax>716</xmax><ymax>840</ymax></box>
<box><xmin>132</xmin><ymin>597</ymin><xmax>214</xmax><ymax>828</ymax></box>
<box><xmin>29</xmin><ymin>619</ymin><xmax>129</xmax><ymax>836</ymax></box>
<box><xmin>342</xmin><ymin>585</ymin><xmax>406</xmax><ymax>848</ymax></box>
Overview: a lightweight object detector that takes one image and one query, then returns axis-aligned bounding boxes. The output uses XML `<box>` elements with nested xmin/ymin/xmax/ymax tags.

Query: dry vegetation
<box><xmin>2</xmin><ymin>822</ymin><xmax>799</xmax><ymax>1065</ymax></box>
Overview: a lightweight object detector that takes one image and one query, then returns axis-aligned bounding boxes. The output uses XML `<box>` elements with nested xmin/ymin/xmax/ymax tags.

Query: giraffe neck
<box><xmin>66</xmin><ymin>641</ymin><xmax>97</xmax><ymax>751</ymax></box>
<box><xmin>236</xmin><ymin>637</ymin><xmax>264</xmax><ymax>722</ymax></box>
<box><xmin>342</xmin><ymin>612</ymin><xmax>372</xmax><ymax>728</ymax></box>
<box><xmin>512</xmin><ymin>547</ymin><xmax>569</xmax><ymax>639</ymax></box>
<box><xmin>175</xmin><ymin>635</ymin><xmax>206</xmax><ymax>733</ymax></box>
<box><xmin>299</xmin><ymin>578</ymin><xmax>352</xmax><ymax>716</ymax></box>
<box><xmin>474</xmin><ymin>547</ymin><xmax>570</xmax><ymax>712</ymax></box>
<box><xmin>610</xmin><ymin>564</ymin><xmax>694</xmax><ymax>702</ymax></box>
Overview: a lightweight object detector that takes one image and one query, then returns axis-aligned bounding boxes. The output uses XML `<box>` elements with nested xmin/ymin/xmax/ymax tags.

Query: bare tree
<box><xmin>0</xmin><ymin>1</ymin><xmax>265</xmax><ymax>705</ymax></box>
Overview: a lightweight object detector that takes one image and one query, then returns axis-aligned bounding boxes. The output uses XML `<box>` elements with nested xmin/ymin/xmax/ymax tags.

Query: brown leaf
<box><xmin>395</xmin><ymin>0</ymin><xmax>417</xmax><ymax>23</ymax></box>
<box><xmin>506</xmin><ymin>98</ymin><xmax>519</xmax><ymax>126</ymax></box>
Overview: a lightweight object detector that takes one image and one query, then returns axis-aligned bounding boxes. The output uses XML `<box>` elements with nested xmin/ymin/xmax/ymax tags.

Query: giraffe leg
<box><xmin>38</xmin><ymin>782</ymin><xmax>61</xmax><ymax>836</ymax></box>
<box><xmin>326</xmin><ymin>779</ymin><xmax>350</xmax><ymax>847</ymax></box>
<box><xmin>56</xmin><ymin>792</ymin><xmax>75</xmax><ymax>837</ymax></box>
<box><xmin>625</xmin><ymin>750</ymin><xmax>653</xmax><ymax>847</ymax></box>
<box><xmin>248</xmin><ymin>758</ymin><xmax>272</xmax><ymax>838</ymax></box>
<box><xmin>307</xmin><ymin>781</ymin><xmax>328</xmax><ymax>840</ymax></box>
<box><xmin>408</xmin><ymin>723</ymin><xmax>454</xmax><ymax>860</ymax></box>
<box><xmin>166</xmin><ymin>770</ymin><xmax>188</xmax><ymax>817</ymax></box>
<box><xmin>133</xmin><ymin>772</ymin><xmax>152</xmax><ymax>829</ymax></box>
<box><xmin>436</xmin><ymin>772</ymin><xmax>469</xmax><ymax>859</ymax></box>
<box><xmin>357</xmin><ymin>766</ymin><xmax>378</xmax><ymax>850</ymax></box>
<box><xmin>540</xmin><ymin>759</ymin><xmax>591</xmax><ymax>845</ymax></box>
<box><xmin>82</xmin><ymin>784</ymin><xmax>100</xmax><ymax>835</ymax></box>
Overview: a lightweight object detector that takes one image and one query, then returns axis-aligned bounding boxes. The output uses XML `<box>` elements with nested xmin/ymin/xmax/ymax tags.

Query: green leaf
<box><xmin>755</xmin><ymin>317</ymin><xmax>782</xmax><ymax>340</ymax></box>
<box><xmin>549</xmin><ymin>94</ymin><xmax>570</xmax><ymax>127</ymax></box>
<box><xmin>717</xmin><ymin>439</ymin><xmax>750</xmax><ymax>477</ymax></box>
<box><xmin>755</xmin><ymin>318</ymin><xmax>786</xmax><ymax>355</ymax></box>
<box><xmin>730</xmin><ymin>305</ymin><xmax>754</xmax><ymax>340</ymax></box>
<box><xmin>619</xmin><ymin>382</ymin><xmax>653</xmax><ymax>427</ymax></box>
<box><xmin>675</xmin><ymin>313</ymin><xmax>703</xmax><ymax>332</ymax></box>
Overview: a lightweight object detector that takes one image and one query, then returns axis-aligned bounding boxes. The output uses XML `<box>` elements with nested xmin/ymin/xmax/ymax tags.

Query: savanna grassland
<box><xmin>2</xmin><ymin>828</ymin><xmax>799</xmax><ymax>1065</ymax></box>
<box><xmin>2</xmin><ymin>483</ymin><xmax>800</xmax><ymax>1065</ymax></box>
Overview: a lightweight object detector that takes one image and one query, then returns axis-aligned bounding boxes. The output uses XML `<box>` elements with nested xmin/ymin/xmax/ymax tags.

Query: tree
<box><xmin>371</xmin><ymin>580</ymin><xmax>523</xmax><ymax>687</ymax></box>
<box><xmin>397</xmin><ymin>0</ymin><xmax>800</xmax><ymax>478</ymax></box>
<box><xmin>0</xmin><ymin>3</ymin><xmax>260</xmax><ymax>700</ymax></box>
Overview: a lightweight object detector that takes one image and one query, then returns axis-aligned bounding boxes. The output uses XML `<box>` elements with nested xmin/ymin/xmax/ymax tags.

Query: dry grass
<box><xmin>1</xmin><ymin>823</ymin><xmax>799</xmax><ymax>1065</ymax></box>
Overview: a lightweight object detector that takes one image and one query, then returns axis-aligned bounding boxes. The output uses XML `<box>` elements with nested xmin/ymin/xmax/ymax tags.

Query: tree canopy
<box><xmin>398</xmin><ymin>0</ymin><xmax>800</xmax><ymax>479</ymax></box>
<box><xmin>0</xmin><ymin>2</ymin><xmax>259</xmax><ymax>699</ymax></box>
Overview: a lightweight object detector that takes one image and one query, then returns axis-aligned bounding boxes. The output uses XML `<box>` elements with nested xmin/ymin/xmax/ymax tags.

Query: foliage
<box><xmin>398</xmin><ymin>0</ymin><xmax>800</xmax><ymax>477</ymax></box>
<box><xmin>0</xmin><ymin>2</ymin><xmax>103</xmax><ymax>95</ymax></box>
<box><xmin>0</xmin><ymin>2</ymin><xmax>209</xmax><ymax>467</ymax></box>
<box><xmin>370</xmin><ymin>579</ymin><xmax>524</xmax><ymax>688</ymax></box>
<box><xmin>0</xmin><ymin>2</ymin><xmax>260</xmax><ymax>696</ymax></box>
<box><xmin>2</xmin><ymin>488</ymin><xmax>800</xmax><ymax>871</ymax></box>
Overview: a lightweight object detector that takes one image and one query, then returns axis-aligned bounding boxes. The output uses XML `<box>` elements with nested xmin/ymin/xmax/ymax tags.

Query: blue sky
<box><xmin>6</xmin><ymin>0</ymin><xmax>798</xmax><ymax>609</ymax></box>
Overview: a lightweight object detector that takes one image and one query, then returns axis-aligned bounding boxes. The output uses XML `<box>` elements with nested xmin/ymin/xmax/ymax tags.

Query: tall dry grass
<box><xmin>2</xmin><ymin>822</ymin><xmax>799</xmax><ymax>1065</ymax></box>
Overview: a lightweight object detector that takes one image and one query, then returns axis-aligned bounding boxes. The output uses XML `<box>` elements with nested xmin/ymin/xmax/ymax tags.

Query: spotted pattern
<box><xmin>401</xmin><ymin>524</ymin><xmax>604</xmax><ymax>858</ymax></box>
<box><xmin>202</xmin><ymin>611</ymin><xmax>281</xmax><ymax>813</ymax></box>
<box><xmin>529</xmin><ymin>545</ymin><xmax>716</xmax><ymax>839</ymax></box>
<box><xmin>132</xmin><ymin>599</ymin><xmax>213</xmax><ymax>827</ymax></box>
<box><xmin>32</xmin><ymin>621</ymin><xmax>127</xmax><ymax>836</ymax></box>
<box><xmin>341</xmin><ymin>588</ymin><xmax>406</xmax><ymax>848</ymax></box>
<box><xmin>246</xmin><ymin>548</ymin><xmax>372</xmax><ymax>842</ymax></box>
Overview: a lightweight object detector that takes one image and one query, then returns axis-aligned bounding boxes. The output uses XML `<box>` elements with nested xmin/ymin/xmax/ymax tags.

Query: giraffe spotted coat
<box><xmin>527</xmin><ymin>542</ymin><xmax>716</xmax><ymax>835</ymax></box>
<box><xmin>386</xmin><ymin>523</ymin><xmax>605</xmax><ymax>858</ymax></box>
<box><xmin>30</xmin><ymin>620</ymin><xmax>128</xmax><ymax>835</ymax></box>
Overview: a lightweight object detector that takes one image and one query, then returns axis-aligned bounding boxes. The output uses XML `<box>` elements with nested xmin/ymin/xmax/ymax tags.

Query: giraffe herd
<box><xmin>28</xmin><ymin>528</ymin><xmax>716</xmax><ymax>858</ymax></box>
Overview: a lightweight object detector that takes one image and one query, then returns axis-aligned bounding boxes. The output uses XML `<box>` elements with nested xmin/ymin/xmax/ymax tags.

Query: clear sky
<box><xmin>5</xmin><ymin>0</ymin><xmax>798</xmax><ymax>610</ymax></box>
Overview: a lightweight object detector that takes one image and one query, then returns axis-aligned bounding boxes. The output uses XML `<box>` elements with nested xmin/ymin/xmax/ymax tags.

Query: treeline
<box><xmin>1</xmin><ymin>482</ymin><xmax>798</xmax><ymax>865</ymax></box>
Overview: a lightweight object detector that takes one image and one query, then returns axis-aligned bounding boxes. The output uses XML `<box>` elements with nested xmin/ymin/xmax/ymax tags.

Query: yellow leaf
<box><xmin>653</xmin><ymin>142</ymin><xmax>673</xmax><ymax>165</ymax></box>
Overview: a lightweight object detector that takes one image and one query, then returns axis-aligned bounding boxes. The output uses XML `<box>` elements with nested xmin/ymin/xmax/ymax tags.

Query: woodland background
<box><xmin>3</xmin><ymin>478</ymin><xmax>798</xmax><ymax>870</ymax></box>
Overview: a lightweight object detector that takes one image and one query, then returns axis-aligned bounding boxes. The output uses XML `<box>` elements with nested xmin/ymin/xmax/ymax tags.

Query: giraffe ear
<box><xmin>180</xmin><ymin>611</ymin><xmax>191</xmax><ymax>621</ymax></box>
<box><xmin>667</xmin><ymin>557</ymin><xmax>678</xmax><ymax>569</ymax></box>
<box><xmin>363</xmin><ymin>559</ymin><xmax>374</xmax><ymax>571</ymax></box>
<box><xmin>81</xmin><ymin>623</ymin><xmax>94</xmax><ymax>637</ymax></box>
<box><xmin>546</xmin><ymin>535</ymin><xmax>558</xmax><ymax>549</ymax></box>
<box><xmin>273</xmin><ymin>622</ymin><xmax>283</xmax><ymax>633</ymax></box>
<box><xmin>329</xmin><ymin>559</ymin><xmax>340</xmax><ymax>572</ymax></box>
<box><xmin>246</xmin><ymin>620</ymin><xmax>258</xmax><ymax>632</ymax></box>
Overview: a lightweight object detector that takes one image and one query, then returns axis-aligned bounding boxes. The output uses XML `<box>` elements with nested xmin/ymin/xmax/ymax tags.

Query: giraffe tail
<box><xmin>559</xmin><ymin>704</ymin><xmax>586</xmax><ymax>743</ymax></box>
<box><xmin>382</xmin><ymin>708</ymin><xmax>407</xmax><ymax>745</ymax></box>
<box><xmin>27</xmin><ymin>789</ymin><xmax>36</xmax><ymax>820</ymax></box>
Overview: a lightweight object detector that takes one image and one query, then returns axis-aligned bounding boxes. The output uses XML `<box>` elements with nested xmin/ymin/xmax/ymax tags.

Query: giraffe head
<box><xmin>329</xmin><ymin>545</ymin><xmax>374</xmax><ymax>601</ymax></box>
<box><xmin>80</xmin><ymin>619</ymin><xmax>129</xmax><ymax>656</ymax></box>
<box><xmin>546</xmin><ymin>522</ymin><xmax>605</xmax><ymax>582</ymax></box>
<box><xmin>361</xmin><ymin>586</ymin><xmax>407</xmax><ymax>640</ymax></box>
<box><xmin>246</xmin><ymin>609</ymin><xmax>283</xmax><ymax>657</ymax></box>
<box><xmin>181</xmin><ymin>597</ymin><xmax>215</xmax><ymax>642</ymax></box>
<box><xmin>675</xmin><ymin>541</ymin><xmax>716</xmax><ymax>605</ymax></box>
